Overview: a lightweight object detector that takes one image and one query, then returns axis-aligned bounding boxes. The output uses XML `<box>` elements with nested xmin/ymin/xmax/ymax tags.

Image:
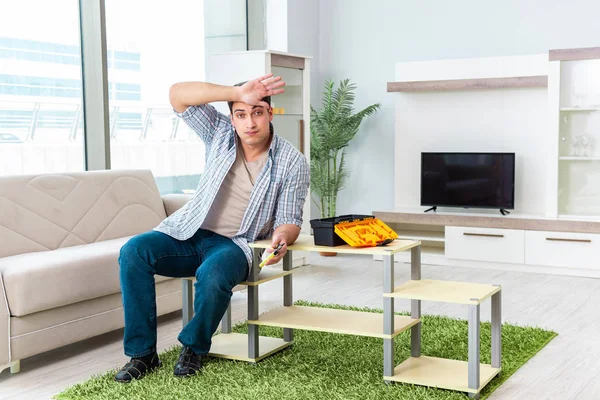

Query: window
<box><xmin>105</xmin><ymin>0</ymin><xmax>212</xmax><ymax>195</ymax></box>
<box><xmin>0</xmin><ymin>0</ymin><xmax>249</xmax><ymax>187</ymax></box>
<box><xmin>0</xmin><ymin>0</ymin><xmax>85</xmax><ymax>175</ymax></box>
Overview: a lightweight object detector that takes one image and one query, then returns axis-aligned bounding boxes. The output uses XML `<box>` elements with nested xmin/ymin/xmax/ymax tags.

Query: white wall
<box><xmin>312</xmin><ymin>0</ymin><xmax>600</xmax><ymax>216</ymax></box>
<box><xmin>287</xmin><ymin>0</ymin><xmax>320</xmax><ymax>108</ymax></box>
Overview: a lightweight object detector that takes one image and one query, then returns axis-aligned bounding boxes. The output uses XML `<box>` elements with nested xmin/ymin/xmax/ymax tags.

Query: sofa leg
<box><xmin>10</xmin><ymin>360</ymin><xmax>20</xmax><ymax>374</ymax></box>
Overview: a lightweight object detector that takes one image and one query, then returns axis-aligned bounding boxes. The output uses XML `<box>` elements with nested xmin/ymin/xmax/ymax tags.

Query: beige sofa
<box><xmin>0</xmin><ymin>169</ymin><xmax>191</xmax><ymax>375</ymax></box>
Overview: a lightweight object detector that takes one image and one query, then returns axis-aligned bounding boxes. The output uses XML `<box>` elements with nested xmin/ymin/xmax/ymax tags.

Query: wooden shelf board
<box><xmin>422</xmin><ymin>246</ymin><xmax>445</xmax><ymax>256</ymax></box>
<box><xmin>245</xmin><ymin>267</ymin><xmax>294</xmax><ymax>286</ymax></box>
<box><xmin>250</xmin><ymin>234</ymin><xmax>420</xmax><ymax>256</ymax></box>
<box><xmin>183</xmin><ymin>267</ymin><xmax>294</xmax><ymax>287</ymax></box>
<box><xmin>396</xmin><ymin>230</ymin><xmax>445</xmax><ymax>242</ymax></box>
<box><xmin>208</xmin><ymin>333</ymin><xmax>291</xmax><ymax>362</ymax></box>
<box><xmin>387</xmin><ymin>76</ymin><xmax>547</xmax><ymax>92</ymax></box>
<box><xmin>560</xmin><ymin>107</ymin><xmax>600</xmax><ymax>112</ymax></box>
<box><xmin>550</xmin><ymin>47</ymin><xmax>600</xmax><ymax>61</ymax></box>
<box><xmin>248</xmin><ymin>305</ymin><xmax>419</xmax><ymax>339</ymax></box>
<box><xmin>384</xmin><ymin>279</ymin><xmax>500</xmax><ymax>305</ymax></box>
<box><xmin>373</xmin><ymin>210</ymin><xmax>600</xmax><ymax>234</ymax></box>
<box><xmin>271</xmin><ymin>53</ymin><xmax>305</xmax><ymax>69</ymax></box>
<box><xmin>559</xmin><ymin>157</ymin><xmax>600</xmax><ymax>161</ymax></box>
<box><xmin>392</xmin><ymin>246</ymin><xmax>444</xmax><ymax>257</ymax></box>
<box><xmin>384</xmin><ymin>356</ymin><xmax>501</xmax><ymax>393</ymax></box>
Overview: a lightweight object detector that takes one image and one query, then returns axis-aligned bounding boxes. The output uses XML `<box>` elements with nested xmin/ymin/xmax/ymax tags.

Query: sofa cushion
<box><xmin>0</xmin><ymin>236</ymin><xmax>173</xmax><ymax>317</ymax></box>
<box><xmin>0</xmin><ymin>169</ymin><xmax>167</xmax><ymax>259</ymax></box>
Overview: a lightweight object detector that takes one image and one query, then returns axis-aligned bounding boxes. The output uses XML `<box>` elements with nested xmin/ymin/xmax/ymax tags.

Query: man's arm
<box><xmin>169</xmin><ymin>82</ymin><xmax>239</xmax><ymax>113</ymax></box>
<box><xmin>169</xmin><ymin>74</ymin><xmax>285</xmax><ymax>113</ymax></box>
<box><xmin>263</xmin><ymin>158</ymin><xmax>310</xmax><ymax>266</ymax></box>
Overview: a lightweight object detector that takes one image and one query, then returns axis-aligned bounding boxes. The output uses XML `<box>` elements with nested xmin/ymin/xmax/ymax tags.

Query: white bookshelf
<box><xmin>549</xmin><ymin>49</ymin><xmax>600</xmax><ymax>218</ymax></box>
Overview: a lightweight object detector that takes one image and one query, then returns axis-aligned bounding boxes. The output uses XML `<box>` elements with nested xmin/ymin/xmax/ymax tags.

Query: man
<box><xmin>114</xmin><ymin>74</ymin><xmax>310</xmax><ymax>382</ymax></box>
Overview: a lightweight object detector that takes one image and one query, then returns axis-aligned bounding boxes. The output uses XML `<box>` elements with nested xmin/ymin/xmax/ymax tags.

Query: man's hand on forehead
<box><xmin>237</xmin><ymin>73</ymin><xmax>286</xmax><ymax>109</ymax></box>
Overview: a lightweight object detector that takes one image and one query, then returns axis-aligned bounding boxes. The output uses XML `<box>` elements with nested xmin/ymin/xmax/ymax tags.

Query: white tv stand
<box><xmin>373</xmin><ymin>208</ymin><xmax>600</xmax><ymax>278</ymax></box>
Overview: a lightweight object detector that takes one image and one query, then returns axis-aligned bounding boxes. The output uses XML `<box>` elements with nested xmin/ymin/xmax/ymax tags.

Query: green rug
<box><xmin>56</xmin><ymin>301</ymin><xmax>556</xmax><ymax>400</ymax></box>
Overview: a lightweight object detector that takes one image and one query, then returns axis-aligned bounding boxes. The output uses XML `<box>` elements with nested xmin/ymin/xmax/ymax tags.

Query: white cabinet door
<box><xmin>525</xmin><ymin>230</ymin><xmax>600</xmax><ymax>269</ymax></box>
<box><xmin>446</xmin><ymin>226</ymin><xmax>525</xmax><ymax>264</ymax></box>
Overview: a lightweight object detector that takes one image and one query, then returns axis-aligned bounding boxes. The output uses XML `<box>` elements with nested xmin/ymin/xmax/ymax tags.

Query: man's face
<box><xmin>230</xmin><ymin>102</ymin><xmax>273</xmax><ymax>148</ymax></box>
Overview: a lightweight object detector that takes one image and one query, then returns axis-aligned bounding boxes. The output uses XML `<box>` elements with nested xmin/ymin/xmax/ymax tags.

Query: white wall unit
<box><xmin>376</xmin><ymin>47</ymin><xmax>600</xmax><ymax>278</ymax></box>
<box><xmin>374</xmin><ymin>210</ymin><xmax>600</xmax><ymax>278</ymax></box>
<box><xmin>446</xmin><ymin>226</ymin><xmax>525</xmax><ymax>264</ymax></box>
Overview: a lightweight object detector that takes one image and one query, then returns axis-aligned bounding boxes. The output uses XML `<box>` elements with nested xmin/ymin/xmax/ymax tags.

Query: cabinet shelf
<box><xmin>396</xmin><ymin>230</ymin><xmax>445</xmax><ymax>242</ymax></box>
<box><xmin>208</xmin><ymin>333</ymin><xmax>291</xmax><ymax>362</ymax></box>
<box><xmin>560</xmin><ymin>107</ymin><xmax>600</xmax><ymax>112</ymax></box>
<box><xmin>559</xmin><ymin>156</ymin><xmax>600</xmax><ymax>161</ymax></box>
<box><xmin>184</xmin><ymin>267</ymin><xmax>295</xmax><ymax>287</ymax></box>
<box><xmin>384</xmin><ymin>356</ymin><xmax>501</xmax><ymax>394</ymax></box>
<box><xmin>272</xmin><ymin>113</ymin><xmax>303</xmax><ymax>117</ymax></box>
<box><xmin>248</xmin><ymin>305</ymin><xmax>419</xmax><ymax>339</ymax></box>
<box><xmin>383</xmin><ymin>279</ymin><xmax>501</xmax><ymax>305</ymax></box>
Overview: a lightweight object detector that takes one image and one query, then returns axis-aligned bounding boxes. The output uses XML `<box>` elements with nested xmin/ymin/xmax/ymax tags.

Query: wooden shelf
<box><xmin>373</xmin><ymin>210</ymin><xmax>600</xmax><ymax>234</ymax></box>
<box><xmin>384</xmin><ymin>356</ymin><xmax>501</xmax><ymax>394</ymax></box>
<box><xmin>183</xmin><ymin>267</ymin><xmax>294</xmax><ymax>287</ymax></box>
<box><xmin>248</xmin><ymin>305</ymin><xmax>419</xmax><ymax>339</ymax></box>
<box><xmin>550</xmin><ymin>46</ymin><xmax>600</xmax><ymax>62</ymax></box>
<box><xmin>559</xmin><ymin>156</ymin><xmax>600</xmax><ymax>161</ymax></box>
<box><xmin>387</xmin><ymin>76</ymin><xmax>547</xmax><ymax>92</ymax></box>
<box><xmin>250</xmin><ymin>234</ymin><xmax>420</xmax><ymax>256</ymax></box>
<box><xmin>384</xmin><ymin>279</ymin><xmax>500</xmax><ymax>305</ymax></box>
<box><xmin>421</xmin><ymin>246</ymin><xmax>445</xmax><ymax>256</ymax></box>
<box><xmin>396</xmin><ymin>230</ymin><xmax>445</xmax><ymax>242</ymax></box>
<box><xmin>560</xmin><ymin>107</ymin><xmax>600</xmax><ymax>112</ymax></box>
<box><xmin>245</xmin><ymin>267</ymin><xmax>295</xmax><ymax>286</ymax></box>
<box><xmin>208</xmin><ymin>333</ymin><xmax>291</xmax><ymax>362</ymax></box>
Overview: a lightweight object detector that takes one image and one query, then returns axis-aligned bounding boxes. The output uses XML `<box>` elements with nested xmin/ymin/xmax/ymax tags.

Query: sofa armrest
<box><xmin>162</xmin><ymin>194</ymin><xmax>193</xmax><ymax>216</ymax></box>
<box><xmin>0</xmin><ymin>273</ymin><xmax>10</xmax><ymax>366</ymax></box>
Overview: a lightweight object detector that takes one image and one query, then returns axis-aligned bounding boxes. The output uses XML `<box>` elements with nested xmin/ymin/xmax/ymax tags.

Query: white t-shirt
<box><xmin>201</xmin><ymin>144</ymin><xmax>268</xmax><ymax>238</ymax></box>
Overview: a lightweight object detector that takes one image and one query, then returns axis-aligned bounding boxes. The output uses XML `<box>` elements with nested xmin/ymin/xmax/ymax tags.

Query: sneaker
<box><xmin>173</xmin><ymin>346</ymin><xmax>204</xmax><ymax>377</ymax></box>
<box><xmin>114</xmin><ymin>352</ymin><xmax>161</xmax><ymax>383</ymax></box>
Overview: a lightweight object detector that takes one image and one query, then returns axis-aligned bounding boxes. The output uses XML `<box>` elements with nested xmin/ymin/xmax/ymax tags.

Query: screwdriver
<box><xmin>259</xmin><ymin>243</ymin><xmax>284</xmax><ymax>268</ymax></box>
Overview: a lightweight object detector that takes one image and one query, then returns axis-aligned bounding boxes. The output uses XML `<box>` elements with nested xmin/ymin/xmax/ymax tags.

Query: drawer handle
<box><xmin>463</xmin><ymin>232</ymin><xmax>504</xmax><ymax>238</ymax></box>
<box><xmin>546</xmin><ymin>237</ymin><xmax>592</xmax><ymax>243</ymax></box>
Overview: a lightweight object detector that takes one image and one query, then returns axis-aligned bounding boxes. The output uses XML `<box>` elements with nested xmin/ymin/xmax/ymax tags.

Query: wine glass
<box><xmin>571</xmin><ymin>135</ymin><xmax>581</xmax><ymax>156</ymax></box>
<box><xmin>580</xmin><ymin>134</ymin><xmax>590</xmax><ymax>157</ymax></box>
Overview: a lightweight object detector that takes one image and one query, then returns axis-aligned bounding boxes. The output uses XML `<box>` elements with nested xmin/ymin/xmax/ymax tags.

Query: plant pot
<box><xmin>319</xmin><ymin>251</ymin><xmax>337</xmax><ymax>257</ymax></box>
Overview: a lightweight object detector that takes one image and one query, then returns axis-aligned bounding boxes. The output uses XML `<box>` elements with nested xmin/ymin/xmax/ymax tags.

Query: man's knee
<box><xmin>119</xmin><ymin>233</ymin><xmax>154</xmax><ymax>273</ymax></box>
<box><xmin>195</xmin><ymin>263</ymin><xmax>240</xmax><ymax>294</ymax></box>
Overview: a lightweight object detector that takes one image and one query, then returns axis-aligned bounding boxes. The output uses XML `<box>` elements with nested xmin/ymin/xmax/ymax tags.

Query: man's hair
<box><xmin>227</xmin><ymin>81</ymin><xmax>271</xmax><ymax>113</ymax></box>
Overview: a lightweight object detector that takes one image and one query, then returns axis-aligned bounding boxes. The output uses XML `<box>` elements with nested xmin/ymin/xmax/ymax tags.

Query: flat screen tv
<box><xmin>420</xmin><ymin>152</ymin><xmax>515</xmax><ymax>214</ymax></box>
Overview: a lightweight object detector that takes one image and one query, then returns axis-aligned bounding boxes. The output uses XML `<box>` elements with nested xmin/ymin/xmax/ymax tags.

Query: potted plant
<box><xmin>310</xmin><ymin>79</ymin><xmax>381</xmax><ymax>255</ymax></box>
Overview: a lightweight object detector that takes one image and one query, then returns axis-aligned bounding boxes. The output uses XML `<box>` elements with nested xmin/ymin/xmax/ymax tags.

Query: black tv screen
<box><xmin>420</xmin><ymin>152</ymin><xmax>515</xmax><ymax>209</ymax></box>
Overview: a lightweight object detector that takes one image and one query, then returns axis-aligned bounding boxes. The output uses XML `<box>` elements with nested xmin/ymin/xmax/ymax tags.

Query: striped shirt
<box><xmin>153</xmin><ymin>104</ymin><xmax>310</xmax><ymax>272</ymax></box>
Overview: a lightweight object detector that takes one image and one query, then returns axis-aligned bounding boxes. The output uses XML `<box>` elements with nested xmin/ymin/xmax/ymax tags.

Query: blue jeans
<box><xmin>118</xmin><ymin>229</ymin><xmax>249</xmax><ymax>358</ymax></box>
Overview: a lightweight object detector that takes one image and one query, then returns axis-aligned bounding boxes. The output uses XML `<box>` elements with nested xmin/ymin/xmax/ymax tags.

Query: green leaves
<box><xmin>310</xmin><ymin>79</ymin><xmax>381</xmax><ymax>218</ymax></box>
